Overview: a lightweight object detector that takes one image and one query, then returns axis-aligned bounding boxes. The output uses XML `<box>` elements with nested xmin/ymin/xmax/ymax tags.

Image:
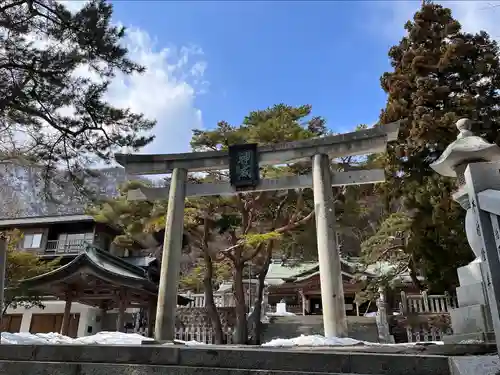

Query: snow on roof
<box><xmin>265</xmin><ymin>262</ymin><xmax>319</xmax><ymax>282</ymax></box>
<box><xmin>216</xmin><ymin>282</ymin><xmax>233</xmax><ymax>293</ymax></box>
<box><xmin>265</xmin><ymin>258</ymin><xmax>424</xmax><ymax>286</ymax></box>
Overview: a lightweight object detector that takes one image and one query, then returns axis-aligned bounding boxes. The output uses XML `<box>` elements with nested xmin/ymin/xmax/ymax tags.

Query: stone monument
<box><xmin>430</xmin><ymin>118</ymin><xmax>500</xmax><ymax>344</ymax></box>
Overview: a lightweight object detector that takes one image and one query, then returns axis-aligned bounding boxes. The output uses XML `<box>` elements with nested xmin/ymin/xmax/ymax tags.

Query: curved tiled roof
<box><xmin>21</xmin><ymin>244</ymin><xmax>191</xmax><ymax>306</ymax></box>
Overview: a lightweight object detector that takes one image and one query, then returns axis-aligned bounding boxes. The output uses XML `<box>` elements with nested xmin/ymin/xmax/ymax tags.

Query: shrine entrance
<box><xmin>115</xmin><ymin>121</ymin><xmax>399</xmax><ymax>341</ymax></box>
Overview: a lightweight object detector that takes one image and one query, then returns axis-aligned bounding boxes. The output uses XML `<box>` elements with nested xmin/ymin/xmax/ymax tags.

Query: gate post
<box><xmin>312</xmin><ymin>153</ymin><xmax>347</xmax><ymax>338</ymax></box>
<box><xmin>155</xmin><ymin>167</ymin><xmax>187</xmax><ymax>341</ymax></box>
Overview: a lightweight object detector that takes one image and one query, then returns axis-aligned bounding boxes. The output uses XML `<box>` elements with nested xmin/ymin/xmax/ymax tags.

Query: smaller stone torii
<box><xmin>115</xmin><ymin>121</ymin><xmax>400</xmax><ymax>341</ymax></box>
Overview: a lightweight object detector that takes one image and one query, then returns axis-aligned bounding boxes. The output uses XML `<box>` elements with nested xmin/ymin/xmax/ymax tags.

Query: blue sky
<box><xmin>87</xmin><ymin>0</ymin><xmax>497</xmax><ymax>153</ymax></box>
<box><xmin>112</xmin><ymin>1</ymin><xmax>397</xmax><ymax>134</ymax></box>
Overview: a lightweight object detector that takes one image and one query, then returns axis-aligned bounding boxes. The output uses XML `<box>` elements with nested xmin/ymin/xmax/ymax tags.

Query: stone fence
<box><xmin>179</xmin><ymin>293</ymin><xmax>236</xmax><ymax>308</ymax></box>
<box><xmin>383</xmin><ymin>292</ymin><xmax>456</xmax><ymax>343</ymax></box>
<box><xmin>399</xmin><ymin>291</ymin><xmax>457</xmax><ymax>315</ymax></box>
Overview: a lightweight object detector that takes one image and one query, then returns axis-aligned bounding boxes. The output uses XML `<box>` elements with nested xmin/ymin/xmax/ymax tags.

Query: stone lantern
<box><xmin>430</xmin><ymin>118</ymin><xmax>500</xmax><ymax>343</ymax></box>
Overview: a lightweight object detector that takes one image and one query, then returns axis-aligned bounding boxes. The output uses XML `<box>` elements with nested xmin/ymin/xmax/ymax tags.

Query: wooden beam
<box><xmin>116</xmin><ymin>289</ymin><xmax>127</xmax><ymax>333</ymax></box>
<box><xmin>60</xmin><ymin>291</ymin><xmax>73</xmax><ymax>336</ymax></box>
<box><xmin>115</xmin><ymin>122</ymin><xmax>400</xmax><ymax>175</ymax></box>
<box><xmin>127</xmin><ymin>169</ymin><xmax>385</xmax><ymax>201</ymax></box>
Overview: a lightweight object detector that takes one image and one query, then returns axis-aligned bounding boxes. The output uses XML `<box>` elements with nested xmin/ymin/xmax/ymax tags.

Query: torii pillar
<box><xmin>115</xmin><ymin>121</ymin><xmax>399</xmax><ymax>341</ymax></box>
<box><xmin>312</xmin><ymin>154</ymin><xmax>346</xmax><ymax>336</ymax></box>
<box><xmin>154</xmin><ymin>167</ymin><xmax>187</xmax><ymax>340</ymax></box>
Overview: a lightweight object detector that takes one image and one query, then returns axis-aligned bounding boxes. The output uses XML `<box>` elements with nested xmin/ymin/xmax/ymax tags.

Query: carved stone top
<box><xmin>455</xmin><ymin>118</ymin><xmax>474</xmax><ymax>138</ymax></box>
<box><xmin>430</xmin><ymin>118</ymin><xmax>500</xmax><ymax>183</ymax></box>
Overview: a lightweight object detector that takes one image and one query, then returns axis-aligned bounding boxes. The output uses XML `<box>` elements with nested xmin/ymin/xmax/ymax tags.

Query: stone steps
<box><xmin>0</xmin><ymin>344</ymin><xmax>451</xmax><ymax>375</ymax></box>
<box><xmin>265</xmin><ymin>316</ymin><xmax>379</xmax><ymax>343</ymax></box>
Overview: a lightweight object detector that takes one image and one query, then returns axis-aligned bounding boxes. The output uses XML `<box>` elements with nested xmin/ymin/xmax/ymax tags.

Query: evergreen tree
<box><xmin>377</xmin><ymin>2</ymin><xmax>500</xmax><ymax>290</ymax></box>
<box><xmin>0</xmin><ymin>0</ymin><xmax>155</xmax><ymax>188</ymax></box>
<box><xmin>1</xmin><ymin>230</ymin><xmax>58</xmax><ymax>316</ymax></box>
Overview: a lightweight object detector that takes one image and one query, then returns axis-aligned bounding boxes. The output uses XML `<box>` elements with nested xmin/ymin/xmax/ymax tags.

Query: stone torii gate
<box><xmin>115</xmin><ymin>121</ymin><xmax>400</xmax><ymax>341</ymax></box>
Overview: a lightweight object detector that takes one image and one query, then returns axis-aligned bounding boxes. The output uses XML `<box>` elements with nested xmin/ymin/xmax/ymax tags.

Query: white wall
<box><xmin>6</xmin><ymin>301</ymin><xmax>100</xmax><ymax>337</ymax></box>
<box><xmin>6</xmin><ymin>301</ymin><xmax>142</xmax><ymax>337</ymax></box>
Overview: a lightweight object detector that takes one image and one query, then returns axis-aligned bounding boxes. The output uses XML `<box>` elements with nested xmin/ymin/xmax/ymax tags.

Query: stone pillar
<box><xmin>375</xmin><ymin>287</ymin><xmax>395</xmax><ymax>343</ymax></box>
<box><xmin>99</xmin><ymin>305</ymin><xmax>107</xmax><ymax>332</ymax></box>
<box><xmin>299</xmin><ymin>290</ymin><xmax>306</xmax><ymax>316</ymax></box>
<box><xmin>60</xmin><ymin>292</ymin><xmax>73</xmax><ymax>336</ymax></box>
<box><xmin>261</xmin><ymin>286</ymin><xmax>269</xmax><ymax>320</ymax></box>
<box><xmin>312</xmin><ymin>153</ymin><xmax>347</xmax><ymax>338</ymax></box>
<box><xmin>0</xmin><ymin>236</ymin><xmax>7</xmax><ymax>343</ymax></box>
<box><xmin>463</xmin><ymin>164</ymin><xmax>500</xmax><ymax>352</ymax></box>
<box><xmin>430</xmin><ymin>118</ymin><xmax>500</xmax><ymax>344</ymax></box>
<box><xmin>116</xmin><ymin>300</ymin><xmax>126</xmax><ymax>333</ymax></box>
<box><xmin>147</xmin><ymin>298</ymin><xmax>157</xmax><ymax>338</ymax></box>
<box><xmin>155</xmin><ymin>167</ymin><xmax>187</xmax><ymax>341</ymax></box>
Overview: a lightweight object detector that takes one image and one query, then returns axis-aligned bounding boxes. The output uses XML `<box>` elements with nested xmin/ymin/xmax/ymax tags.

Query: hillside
<box><xmin>0</xmin><ymin>163</ymin><xmax>133</xmax><ymax>219</ymax></box>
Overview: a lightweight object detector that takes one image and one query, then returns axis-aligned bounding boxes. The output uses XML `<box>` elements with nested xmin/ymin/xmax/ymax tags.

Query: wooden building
<box><xmin>0</xmin><ymin>214</ymin><xmax>190</xmax><ymax>337</ymax></box>
<box><xmin>266</xmin><ymin>260</ymin><xmax>371</xmax><ymax>316</ymax></box>
<box><xmin>265</xmin><ymin>259</ymin><xmax>420</xmax><ymax>316</ymax></box>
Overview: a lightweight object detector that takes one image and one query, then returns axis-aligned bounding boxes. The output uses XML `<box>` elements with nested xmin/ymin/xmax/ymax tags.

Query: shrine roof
<box><xmin>265</xmin><ymin>259</ymin><xmax>364</xmax><ymax>286</ymax></box>
<box><xmin>20</xmin><ymin>244</ymin><xmax>191</xmax><ymax>306</ymax></box>
<box><xmin>265</xmin><ymin>262</ymin><xmax>319</xmax><ymax>282</ymax></box>
<box><xmin>267</xmin><ymin>258</ymin><xmax>425</xmax><ymax>291</ymax></box>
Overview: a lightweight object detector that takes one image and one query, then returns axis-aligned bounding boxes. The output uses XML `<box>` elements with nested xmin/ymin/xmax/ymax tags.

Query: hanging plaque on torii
<box><xmin>229</xmin><ymin>143</ymin><xmax>260</xmax><ymax>189</ymax></box>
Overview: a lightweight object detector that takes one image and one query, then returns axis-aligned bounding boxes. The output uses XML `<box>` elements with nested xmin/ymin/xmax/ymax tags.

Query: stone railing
<box><xmin>134</xmin><ymin>325</ymin><xmax>235</xmax><ymax>344</ymax></box>
<box><xmin>389</xmin><ymin>313</ymin><xmax>452</xmax><ymax>343</ymax></box>
<box><xmin>384</xmin><ymin>291</ymin><xmax>456</xmax><ymax>343</ymax></box>
<box><xmin>400</xmin><ymin>291</ymin><xmax>457</xmax><ymax>314</ymax></box>
<box><xmin>178</xmin><ymin>293</ymin><xmax>236</xmax><ymax>308</ymax></box>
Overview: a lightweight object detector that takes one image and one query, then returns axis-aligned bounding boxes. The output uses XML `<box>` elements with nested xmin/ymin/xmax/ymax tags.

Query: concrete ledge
<box><xmin>443</xmin><ymin>332</ymin><xmax>496</xmax><ymax>345</ymax></box>
<box><xmin>0</xmin><ymin>345</ymin><xmax>450</xmax><ymax>375</ymax></box>
<box><xmin>0</xmin><ymin>361</ymin><xmax>365</xmax><ymax>375</ymax></box>
<box><xmin>449</xmin><ymin>355</ymin><xmax>500</xmax><ymax>375</ymax></box>
<box><xmin>283</xmin><ymin>343</ymin><xmax>497</xmax><ymax>356</ymax></box>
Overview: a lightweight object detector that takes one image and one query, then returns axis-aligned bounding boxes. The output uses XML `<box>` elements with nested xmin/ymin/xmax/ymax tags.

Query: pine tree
<box><xmin>377</xmin><ymin>3</ymin><xmax>500</xmax><ymax>290</ymax></box>
<box><xmin>0</xmin><ymin>0</ymin><xmax>155</xmax><ymax>187</ymax></box>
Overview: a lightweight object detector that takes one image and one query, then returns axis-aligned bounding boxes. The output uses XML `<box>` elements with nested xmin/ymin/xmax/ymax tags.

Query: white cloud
<box><xmin>104</xmin><ymin>30</ymin><xmax>206</xmax><ymax>155</ymax></box>
<box><xmin>57</xmin><ymin>1</ymin><xmax>207</xmax><ymax>155</ymax></box>
<box><xmin>367</xmin><ymin>1</ymin><xmax>500</xmax><ymax>43</ymax></box>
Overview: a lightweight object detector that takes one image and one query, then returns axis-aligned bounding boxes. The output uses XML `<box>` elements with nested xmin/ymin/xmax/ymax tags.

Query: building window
<box><xmin>23</xmin><ymin>233</ymin><xmax>43</xmax><ymax>249</ymax></box>
<box><xmin>56</xmin><ymin>233</ymin><xmax>93</xmax><ymax>252</ymax></box>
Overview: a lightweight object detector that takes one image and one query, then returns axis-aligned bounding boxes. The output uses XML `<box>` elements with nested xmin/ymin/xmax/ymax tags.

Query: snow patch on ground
<box><xmin>1</xmin><ymin>331</ymin><xmax>444</xmax><ymax>348</ymax></box>
<box><xmin>262</xmin><ymin>335</ymin><xmax>361</xmax><ymax>347</ymax></box>
<box><xmin>267</xmin><ymin>311</ymin><xmax>296</xmax><ymax>317</ymax></box>
<box><xmin>0</xmin><ymin>331</ymin><xmax>210</xmax><ymax>347</ymax></box>
<box><xmin>176</xmin><ymin>340</ymin><xmax>207</xmax><ymax>346</ymax></box>
<box><xmin>1</xmin><ymin>331</ymin><xmax>152</xmax><ymax>345</ymax></box>
<box><xmin>261</xmin><ymin>334</ymin><xmax>444</xmax><ymax>347</ymax></box>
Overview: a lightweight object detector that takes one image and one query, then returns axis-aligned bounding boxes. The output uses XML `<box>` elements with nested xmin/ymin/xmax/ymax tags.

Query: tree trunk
<box><xmin>249</xmin><ymin>242</ymin><xmax>273</xmax><ymax>345</ymax></box>
<box><xmin>233</xmin><ymin>263</ymin><xmax>248</xmax><ymax>344</ymax></box>
<box><xmin>249</xmin><ymin>265</ymin><xmax>268</xmax><ymax>344</ymax></box>
<box><xmin>408</xmin><ymin>258</ymin><xmax>423</xmax><ymax>291</ymax></box>
<box><xmin>202</xmin><ymin>250</ymin><xmax>224</xmax><ymax>344</ymax></box>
